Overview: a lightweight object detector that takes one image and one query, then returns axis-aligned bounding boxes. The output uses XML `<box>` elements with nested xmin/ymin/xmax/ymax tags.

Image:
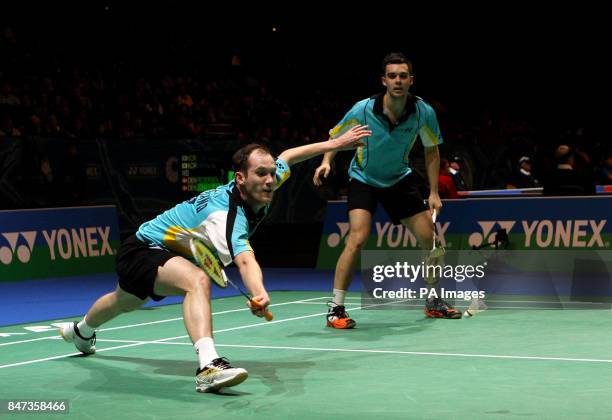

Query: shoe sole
<box><xmin>326</xmin><ymin>319</ymin><xmax>356</xmax><ymax>329</ymax></box>
<box><xmin>424</xmin><ymin>310</ymin><xmax>462</xmax><ymax>319</ymax></box>
<box><xmin>196</xmin><ymin>371</ymin><xmax>248</xmax><ymax>393</ymax></box>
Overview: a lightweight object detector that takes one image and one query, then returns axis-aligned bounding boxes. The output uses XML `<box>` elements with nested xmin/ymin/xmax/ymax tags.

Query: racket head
<box><xmin>189</xmin><ymin>238</ymin><xmax>228</xmax><ymax>288</ymax></box>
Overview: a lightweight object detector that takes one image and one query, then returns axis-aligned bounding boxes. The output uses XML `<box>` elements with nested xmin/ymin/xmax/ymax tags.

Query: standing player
<box><xmin>60</xmin><ymin>124</ymin><xmax>371</xmax><ymax>392</ymax></box>
<box><xmin>313</xmin><ymin>52</ymin><xmax>461</xmax><ymax>329</ymax></box>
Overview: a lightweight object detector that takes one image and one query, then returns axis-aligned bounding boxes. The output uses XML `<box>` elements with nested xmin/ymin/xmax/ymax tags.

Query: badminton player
<box><xmin>313</xmin><ymin>52</ymin><xmax>461</xmax><ymax>329</ymax></box>
<box><xmin>60</xmin><ymin>124</ymin><xmax>371</xmax><ymax>392</ymax></box>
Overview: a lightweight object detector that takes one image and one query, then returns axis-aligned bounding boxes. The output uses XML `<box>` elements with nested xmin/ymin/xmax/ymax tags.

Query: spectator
<box><xmin>514</xmin><ymin>156</ymin><xmax>540</xmax><ymax>188</ymax></box>
<box><xmin>542</xmin><ymin>145</ymin><xmax>596</xmax><ymax>196</ymax></box>
<box><xmin>439</xmin><ymin>158</ymin><xmax>459</xmax><ymax>199</ymax></box>
<box><xmin>449</xmin><ymin>156</ymin><xmax>468</xmax><ymax>191</ymax></box>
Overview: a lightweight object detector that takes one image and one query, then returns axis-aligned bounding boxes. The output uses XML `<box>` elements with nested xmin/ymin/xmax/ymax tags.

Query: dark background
<box><xmin>1</xmin><ymin>3</ymin><xmax>608</xmax><ymax>265</ymax></box>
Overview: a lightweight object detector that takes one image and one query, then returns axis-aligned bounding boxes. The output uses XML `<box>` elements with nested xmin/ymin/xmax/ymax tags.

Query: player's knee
<box><xmin>190</xmin><ymin>272</ymin><xmax>211</xmax><ymax>295</ymax></box>
<box><xmin>346</xmin><ymin>231</ymin><xmax>368</xmax><ymax>252</ymax></box>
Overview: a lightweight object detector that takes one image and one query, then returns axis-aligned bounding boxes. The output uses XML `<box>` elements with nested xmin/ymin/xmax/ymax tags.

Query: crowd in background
<box><xmin>1</xmin><ymin>24</ymin><xmax>610</xmax><ymax>199</ymax></box>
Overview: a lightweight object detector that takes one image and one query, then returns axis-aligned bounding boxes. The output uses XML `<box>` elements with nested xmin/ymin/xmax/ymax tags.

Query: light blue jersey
<box><xmin>329</xmin><ymin>93</ymin><xmax>443</xmax><ymax>188</ymax></box>
<box><xmin>136</xmin><ymin>158</ymin><xmax>291</xmax><ymax>266</ymax></box>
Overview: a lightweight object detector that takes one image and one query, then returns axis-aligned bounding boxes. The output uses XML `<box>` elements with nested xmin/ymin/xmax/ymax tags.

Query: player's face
<box><xmin>382</xmin><ymin>63</ymin><xmax>413</xmax><ymax>98</ymax></box>
<box><xmin>243</xmin><ymin>150</ymin><xmax>277</xmax><ymax>205</ymax></box>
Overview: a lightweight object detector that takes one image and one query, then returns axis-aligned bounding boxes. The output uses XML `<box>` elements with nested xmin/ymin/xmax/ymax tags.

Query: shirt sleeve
<box><xmin>418</xmin><ymin>102</ymin><xmax>443</xmax><ymax>147</ymax></box>
<box><xmin>329</xmin><ymin>102</ymin><xmax>365</xmax><ymax>139</ymax></box>
<box><xmin>275</xmin><ymin>157</ymin><xmax>291</xmax><ymax>189</ymax></box>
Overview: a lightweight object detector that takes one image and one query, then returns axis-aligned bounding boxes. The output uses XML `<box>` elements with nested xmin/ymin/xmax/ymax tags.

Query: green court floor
<box><xmin>2</xmin><ymin>291</ymin><xmax>612</xmax><ymax>419</ymax></box>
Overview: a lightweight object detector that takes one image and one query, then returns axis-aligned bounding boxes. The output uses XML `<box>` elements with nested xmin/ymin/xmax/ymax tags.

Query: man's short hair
<box><xmin>554</xmin><ymin>145</ymin><xmax>573</xmax><ymax>165</ymax></box>
<box><xmin>232</xmin><ymin>143</ymin><xmax>273</xmax><ymax>173</ymax></box>
<box><xmin>382</xmin><ymin>52</ymin><xmax>413</xmax><ymax>75</ymax></box>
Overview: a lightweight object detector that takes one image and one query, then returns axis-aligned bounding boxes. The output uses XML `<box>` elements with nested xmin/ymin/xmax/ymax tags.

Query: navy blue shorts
<box><xmin>115</xmin><ymin>235</ymin><xmax>180</xmax><ymax>302</ymax></box>
<box><xmin>347</xmin><ymin>173</ymin><xmax>428</xmax><ymax>224</ymax></box>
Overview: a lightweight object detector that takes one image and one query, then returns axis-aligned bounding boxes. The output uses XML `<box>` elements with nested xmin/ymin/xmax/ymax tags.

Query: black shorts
<box><xmin>115</xmin><ymin>234</ymin><xmax>180</xmax><ymax>302</ymax></box>
<box><xmin>347</xmin><ymin>173</ymin><xmax>428</xmax><ymax>225</ymax></box>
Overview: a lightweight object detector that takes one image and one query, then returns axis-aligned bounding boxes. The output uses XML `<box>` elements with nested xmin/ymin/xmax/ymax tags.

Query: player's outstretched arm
<box><xmin>278</xmin><ymin>124</ymin><xmax>371</xmax><ymax>167</ymax></box>
<box><xmin>234</xmin><ymin>251</ymin><xmax>270</xmax><ymax>316</ymax></box>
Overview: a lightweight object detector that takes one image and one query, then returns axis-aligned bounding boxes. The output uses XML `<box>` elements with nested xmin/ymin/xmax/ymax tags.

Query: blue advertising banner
<box><xmin>0</xmin><ymin>206</ymin><xmax>120</xmax><ymax>281</ymax></box>
<box><xmin>318</xmin><ymin>197</ymin><xmax>612</xmax><ymax>268</ymax></box>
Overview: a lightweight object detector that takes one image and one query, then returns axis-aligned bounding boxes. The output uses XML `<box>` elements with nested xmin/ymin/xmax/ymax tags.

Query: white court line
<box><xmin>0</xmin><ymin>336</ymin><xmax>64</xmax><ymax>347</ymax></box>
<box><xmin>0</xmin><ymin>296</ymin><xmax>327</xmax><ymax>347</ymax></box>
<box><xmin>341</xmin><ymin>296</ymin><xmax>610</xmax><ymax>305</ymax></box>
<box><xmin>90</xmin><ymin>338</ymin><xmax>612</xmax><ymax>364</ymax></box>
<box><xmin>0</xmin><ymin>298</ymin><xmax>410</xmax><ymax>369</ymax></box>
<box><xmin>0</xmin><ymin>307</ymin><xmax>333</xmax><ymax>369</ymax></box>
<box><xmin>293</xmin><ymin>301</ymin><xmax>602</xmax><ymax>310</ymax></box>
<box><xmin>0</xmin><ymin>334</ymin><xmax>188</xmax><ymax>369</ymax></box>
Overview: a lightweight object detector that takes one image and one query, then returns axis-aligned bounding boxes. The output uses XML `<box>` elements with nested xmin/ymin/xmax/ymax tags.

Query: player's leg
<box><xmin>328</xmin><ymin>208</ymin><xmax>372</xmax><ymax>328</ymax></box>
<box><xmin>327</xmin><ymin>179</ymin><xmax>377</xmax><ymax>329</ymax></box>
<box><xmin>334</xmin><ymin>209</ymin><xmax>373</xmax><ymax>292</ymax></box>
<box><xmin>153</xmin><ymin>256</ymin><xmax>213</xmax><ymax>344</ymax></box>
<box><xmin>59</xmin><ymin>285</ymin><xmax>146</xmax><ymax>355</ymax></box>
<box><xmin>84</xmin><ymin>285</ymin><xmax>147</xmax><ymax>327</ymax></box>
<box><xmin>154</xmin><ymin>256</ymin><xmax>247</xmax><ymax>392</ymax></box>
<box><xmin>60</xmin><ymin>235</ymin><xmax>152</xmax><ymax>354</ymax></box>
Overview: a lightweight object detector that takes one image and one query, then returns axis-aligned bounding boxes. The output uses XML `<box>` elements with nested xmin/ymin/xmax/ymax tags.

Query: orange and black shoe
<box><xmin>424</xmin><ymin>297</ymin><xmax>462</xmax><ymax>319</ymax></box>
<box><xmin>326</xmin><ymin>302</ymin><xmax>356</xmax><ymax>329</ymax></box>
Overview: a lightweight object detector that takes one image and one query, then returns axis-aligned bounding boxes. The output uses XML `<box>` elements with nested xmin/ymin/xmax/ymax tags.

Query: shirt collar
<box><xmin>230</xmin><ymin>185</ymin><xmax>267</xmax><ymax>224</ymax></box>
<box><xmin>372</xmin><ymin>92</ymin><xmax>417</xmax><ymax>124</ymax></box>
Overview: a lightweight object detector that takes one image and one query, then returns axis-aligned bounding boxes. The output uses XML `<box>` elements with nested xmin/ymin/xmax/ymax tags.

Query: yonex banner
<box><xmin>317</xmin><ymin>196</ymin><xmax>612</xmax><ymax>269</ymax></box>
<box><xmin>0</xmin><ymin>206</ymin><xmax>120</xmax><ymax>281</ymax></box>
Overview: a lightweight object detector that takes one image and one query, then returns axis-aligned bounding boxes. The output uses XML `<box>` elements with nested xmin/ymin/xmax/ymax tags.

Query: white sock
<box><xmin>332</xmin><ymin>289</ymin><xmax>347</xmax><ymax>307</ymax></box>
<box><xmin>76</xmin><ymin>318</ymin><xmax>95</xmax><ymax>338</ymax></box>
<box><xmin>195</xmin><ymin>337</ymin><xmax>219</xmax><ymax>369</ymax></box>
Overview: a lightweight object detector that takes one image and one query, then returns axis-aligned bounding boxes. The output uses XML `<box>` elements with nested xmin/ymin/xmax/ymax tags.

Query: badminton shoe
<box><xmin>424</xmin><ymin>298</ymin><xmax>462</xmax><ymax>319</ymax></box>
<box><xmin>326</xmin><ymin>302</ymin><xmax>356</xmax><ymax>329</ymax></box>
<box><xmin>196</xmin><ymin>357</ymin><xmax>248</xmax><ymax>392</ymax></box>
<box><xmin>60</xmin><ymin>322</ymin><xmax>96</xmax><ymax>354</ymax></box>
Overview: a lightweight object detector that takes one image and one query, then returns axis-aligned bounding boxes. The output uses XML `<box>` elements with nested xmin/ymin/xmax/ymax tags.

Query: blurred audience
<box><xmin>542</xmin><ymin>145</ymin><xmax>596</xmax><ymax>196</ymax></box>
<box><xmin>448</xmin><ymin>156</ymin><xmax>467</xmax><ymax>191</ymax></box>
<box><xmin>513</xmin><ymin>156</ymin><xmax>540</xmax><ymax>188</ymax></box>
<box><xmin>0</xmin><ymin>24</ymin><xmax>605</xmax><ymax>197</ymax></box>
<box><xmin>438</xmin><ymin>158</ymin><xmax>459</xmax><ymax>199</ymax></box>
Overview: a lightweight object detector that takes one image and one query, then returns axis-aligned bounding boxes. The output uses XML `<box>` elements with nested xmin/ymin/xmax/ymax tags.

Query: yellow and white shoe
<box><xmin>195</xmin><ymin>357</ymin><xmax>248</xmax><ymax>393</ymax></box>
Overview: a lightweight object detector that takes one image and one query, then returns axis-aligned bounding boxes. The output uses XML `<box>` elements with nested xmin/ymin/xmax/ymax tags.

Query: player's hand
<box><xmin>428</xmin><ymin>192</ymin><xmax>442</xmax><ymax>215</ymax></box>
<box><xmin>313</xmin><ymin>163</ymin><xmax>331</xmax><ymax>186</ymax></box>
<box><xmin>247</xmin><ymin>293</ymin><xmax>270</xmax><ymax>317</ymax></box>
<box><xmin>332</xmin><ymin>124</ymin><xmax>371</xmax><ymax>151</ymax></box>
